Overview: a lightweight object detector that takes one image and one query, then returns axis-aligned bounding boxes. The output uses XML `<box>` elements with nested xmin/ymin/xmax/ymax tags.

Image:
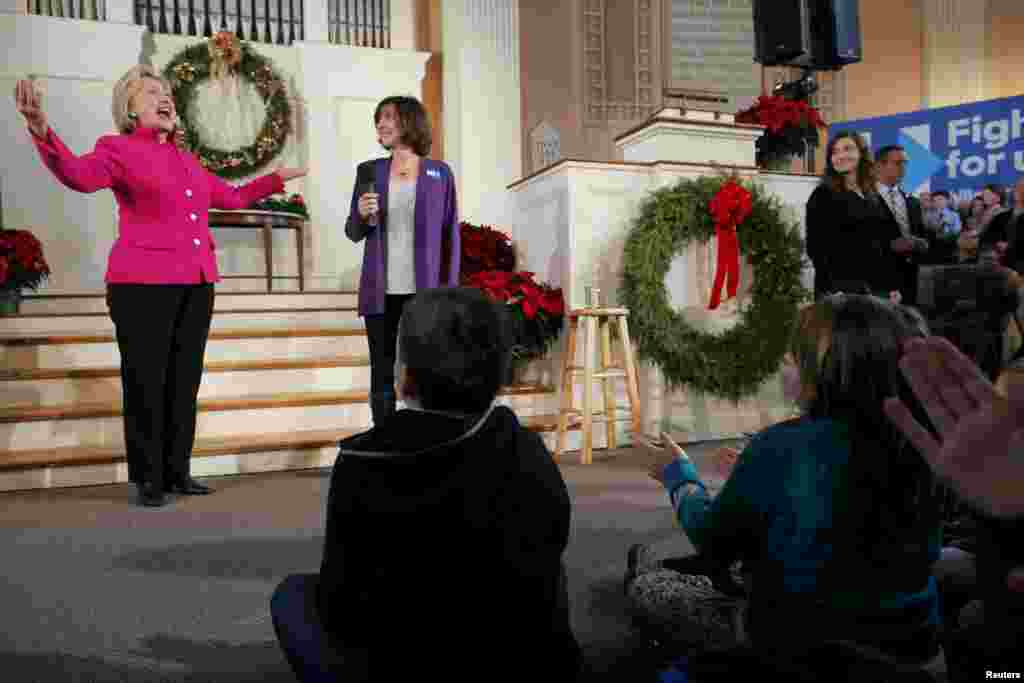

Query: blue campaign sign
<box><xmin>830</xmin><ymin>95</ymin><xmax>1024</xmax><ymax>203</ymax></box>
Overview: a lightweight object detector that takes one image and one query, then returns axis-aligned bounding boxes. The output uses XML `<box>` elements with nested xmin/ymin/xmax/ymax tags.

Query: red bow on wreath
<box><xmin>707</xmin><ymin>180</ymin><xmax>753</xmax><ymax>310</ymax></box>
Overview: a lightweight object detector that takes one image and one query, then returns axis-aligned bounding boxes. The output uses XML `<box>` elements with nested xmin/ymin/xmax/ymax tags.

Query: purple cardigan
<box><xmin>345</xmin><ymin>157</ymin><xmax>460</xmax><ymax>316</ymax></box>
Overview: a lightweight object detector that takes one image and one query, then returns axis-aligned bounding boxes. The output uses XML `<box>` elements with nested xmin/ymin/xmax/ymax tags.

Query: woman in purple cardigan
<box><xmin>345</xmin><ymin>95</ymin><xmax>460</xmax><ymax>425</ymax></box>
<box><xmin>15</xmin><ymin>67</ymin><xmax>306</xmax><ymax>507</ymax></box>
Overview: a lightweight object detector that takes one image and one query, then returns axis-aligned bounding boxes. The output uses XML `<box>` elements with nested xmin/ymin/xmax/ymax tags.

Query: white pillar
<box><xmin>442</xmin><ymin>0</ymin><xmax>521</xmax><ymax>227</ymax></box>
<box><xmin>302</xmin><ymin>0</ymin><xmax>329</xmax><ymax>43</ymax></box>
<box><xmin>105</xmin><ymin>0</ymin><xmax>134</xmax><ymax>23</ymax></box>
<box><xmin>921</xmin><ymin>0</ymin><xmax>989</xmax><ymax>108</ymax></box>
<box><xmin>295</xmin><ymin>43</ymin><xmax>429</xmax><ymax>287</ymax></box>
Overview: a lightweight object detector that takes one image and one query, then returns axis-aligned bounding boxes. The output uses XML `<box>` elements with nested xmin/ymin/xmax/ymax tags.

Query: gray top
<box><xmin>386</xmin><ymin>178</ymin><xmax>417</xmax><ymax>295</ymax></box>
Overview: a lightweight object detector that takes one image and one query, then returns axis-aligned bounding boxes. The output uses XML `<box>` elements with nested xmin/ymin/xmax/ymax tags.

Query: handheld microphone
<box><xmin>361</xmin><ymin>165</ymin><xmax>378</xmax><ymax>227</ymax></box>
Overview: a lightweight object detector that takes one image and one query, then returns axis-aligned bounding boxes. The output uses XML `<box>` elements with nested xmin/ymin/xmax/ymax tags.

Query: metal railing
<box><xmin>135</xmin><ymin>0</ymin><xmax>304</xmax><ymax>44</ymax></box>
<box><xmin>29</xmin><ymin>0</ymin><xmax>106</xmax><ymax>20</ymax></box>
<box><xmin>328</xmin><ymin>0</ymin><xmax>388</xmax><ymax>47</ymax></box>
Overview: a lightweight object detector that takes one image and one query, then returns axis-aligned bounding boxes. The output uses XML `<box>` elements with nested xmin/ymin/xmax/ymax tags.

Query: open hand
<box><xmin>635</xmin><ymin>431</ymin><xmax>688</xmax><ymax>485</ymax></box>
<box><xmin>713</xmin><ymin>447</ymin><xmax>740</xmax><ymax>479</ymax></box>
<box><xmin>883</xmin><ymin>336</ymin><xmax>1024</xmax><ymax>518</ymax></box>
<box><xmin>276</xmin><ymin>167</ymin><xmax>308</xmax><ymax>183</ymax></box>
<box><xmin>14</xmin><ymin>79</ymin><xmax>48</xmax><ymax>138</ymax></box>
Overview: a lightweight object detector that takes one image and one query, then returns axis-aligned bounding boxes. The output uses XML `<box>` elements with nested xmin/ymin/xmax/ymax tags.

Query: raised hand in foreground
<box><xmin>883</xmin><ymin>335</ymin><xmax>1024</xmax><ymax>519</ymax></box>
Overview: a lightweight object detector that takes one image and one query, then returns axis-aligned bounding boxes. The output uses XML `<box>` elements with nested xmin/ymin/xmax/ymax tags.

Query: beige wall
<box><xmin>519</xmin><ymin>0</ymin><xmax>579</xmax><ymax>172</ymax></box>
<box><xmin>843</xmin><ymin>0</ymin><xmax>926</xmax><ymax>120</ymax></box>
<box><xmin>988</xmin><ymin>0</ymin><xmax>1024</xmax><ymax>100</ymax></box>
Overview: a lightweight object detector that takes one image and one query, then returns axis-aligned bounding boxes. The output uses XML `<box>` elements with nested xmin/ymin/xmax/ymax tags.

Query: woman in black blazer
<box><xmin>806</xmin><ymin>132</ymin><xmax>897</xmax><ymax>300</ymax></box>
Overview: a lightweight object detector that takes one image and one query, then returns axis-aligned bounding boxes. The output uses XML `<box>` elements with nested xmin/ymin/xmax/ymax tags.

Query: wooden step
<box><xmin>18</xmin><ymin>291</ymin><xmax>358</xmax><ymax>315</ymax></box>
<box><xmin>0</xmin><ymin>326</ymin><xmax>366</xmax><ymax>347</ymax></box>
<box><xmin>1</xmin><ymin>327</ymin><xmax>370</xmax><ymax>370</ymax></box>
<box><xmin>0</xmin><ymin>384</ymin><xmax>560</xmax><ymax>451</ymax></box>
<box><xmin>0</xmin><ymin>416</ymin><xmax>584</xmax><ymax>475</ymax></box>
<box><xmin>0</xmin><ymin>355</ymin><xmax>373</xmax><ymax>404</ymax></box>
<box><xmin>0</xmin><ymin>354</ymin><xmax>370</xmax><ymax>381</ymax></box>
<box><xmin>0</xmin><ymin>308</ymin><xmax>361</xmax><ymax>335</ymax></box>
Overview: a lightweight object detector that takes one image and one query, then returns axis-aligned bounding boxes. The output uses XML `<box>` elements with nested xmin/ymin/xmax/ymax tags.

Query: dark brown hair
<box><xmin>821</xmin><ymin>131</ymin><xmax>875</xmax><ymax>194</ymax></box>
<box><xmin>374</xmin><ymin>95</ymin><xmax>432</xmax><ymax>157</ymax></box>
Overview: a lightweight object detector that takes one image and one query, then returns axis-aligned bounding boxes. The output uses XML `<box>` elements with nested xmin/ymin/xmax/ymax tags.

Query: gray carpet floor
<box><xmin>0</xmin><ymin>441</ymin><xmax>739</xmax><ymax>682</ymax></box>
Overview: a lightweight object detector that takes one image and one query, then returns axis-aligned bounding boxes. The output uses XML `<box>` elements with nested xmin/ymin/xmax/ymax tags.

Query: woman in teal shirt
<box><xmin>628</xmin><ymin>294</ymin><xmax>944</xmax><ymax>676</ymax></box>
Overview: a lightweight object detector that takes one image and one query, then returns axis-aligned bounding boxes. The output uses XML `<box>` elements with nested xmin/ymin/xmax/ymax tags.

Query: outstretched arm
<box><xmin>205</xmin><ymin>167</ymin><xmax>305</xmax><ymax>210</ymax></box>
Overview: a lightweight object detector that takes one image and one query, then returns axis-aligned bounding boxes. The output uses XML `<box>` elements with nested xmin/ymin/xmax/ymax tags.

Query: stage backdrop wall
<box><xmin>508</xmin><ymin>159</ymin><xmax>818</xmax><ymax>441</ymax></box>
<box><xmin>0</xmin><ymin>14</ymin><xmax>428</xmax><ymax>293</ymax></box>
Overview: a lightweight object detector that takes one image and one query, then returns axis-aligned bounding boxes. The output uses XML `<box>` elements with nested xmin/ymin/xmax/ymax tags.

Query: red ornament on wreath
<box><xmin>707</xmin><ymin>179</ymin><xmax>752</xmax><ymax>310</ymax></box>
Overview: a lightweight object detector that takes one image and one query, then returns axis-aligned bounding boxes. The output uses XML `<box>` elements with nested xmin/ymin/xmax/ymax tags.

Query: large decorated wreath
<box><xmin>620</xmin><ymin>175</ymin><xmax>809</xmax><ymax>401</ymax></box>
<box><xmin>164</xmin><ymin>32</ymin><xmax>291</xmax><ymax>179</ymax></box>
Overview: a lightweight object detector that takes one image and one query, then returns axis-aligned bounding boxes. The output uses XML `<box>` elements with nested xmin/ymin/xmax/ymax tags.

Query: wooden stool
<box><xmin>555</xmin><ymin>307</ymin><xmax>642</xmax><ymax>464</ymax></box>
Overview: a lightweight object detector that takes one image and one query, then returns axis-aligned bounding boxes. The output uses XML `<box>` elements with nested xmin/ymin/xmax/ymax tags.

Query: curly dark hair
<box><xmin>374</xmin><ymin>95</ymin><xmax>432</xmax><ymax>157</ymax></box>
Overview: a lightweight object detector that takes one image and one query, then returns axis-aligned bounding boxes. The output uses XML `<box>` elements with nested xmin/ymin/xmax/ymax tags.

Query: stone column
<box><xmin>921</xmin><ymin>0</ymin><xmax>990</xmax><ymax>108</ymax></box>
<box><xmin>441</xmin><ymin>0</ymin><xmax>521</xmax><ymax>227</ymax></box>
<box><xmin>294</xmin><ymin>44</ymin><xmax>429</xmax><ymax>289</ymax></box>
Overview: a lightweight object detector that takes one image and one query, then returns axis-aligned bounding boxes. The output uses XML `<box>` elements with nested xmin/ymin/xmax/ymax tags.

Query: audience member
<box><xmin>979</xmin><ymin>176</ymin><xmax>1024</xmax><ymax>274</ymax></box>
<box><xmin>875</xmin><ymin>145</ymin><xmax>933</xmax><ymax>304</ymax></box>
<box><xmin>626</xmin><ymin>294</ymin><xmax>943</xmax><ymax>680</ymax></box>
<box><xmin>925</xmin><ymin>191</ymin><xmax>962</xmax><ymax>238</ymax></box>
<box><xmin>805</xmin><ymin>133</ymin><xmax>896</xmax><ymax>300</ymax></box>
<box><xmin>270</xmin><ymin>287</ymin><xmax>582</xmax><ymax>682</ymax></box>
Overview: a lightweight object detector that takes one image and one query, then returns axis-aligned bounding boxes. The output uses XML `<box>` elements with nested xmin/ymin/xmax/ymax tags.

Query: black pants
<box><xmin>363</xmin><ymin>293</ymin><xmax>414</xmax><ymax>424</ymax></box>
<box><xmin>107</xmin><ymin>283</ymin><xmax>214</xmax><ymax>490</ymax></box>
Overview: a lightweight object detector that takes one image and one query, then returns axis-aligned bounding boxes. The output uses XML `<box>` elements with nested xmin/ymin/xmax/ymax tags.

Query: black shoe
<box><xmin>167</xmin><ymin>477</ymin><xmax>213</xmax><ymax>495</ymax></box>
<box><xmin>137</xmin><ymin>482</ymin><xmax>168</xmax><ymax>507</ymax></box>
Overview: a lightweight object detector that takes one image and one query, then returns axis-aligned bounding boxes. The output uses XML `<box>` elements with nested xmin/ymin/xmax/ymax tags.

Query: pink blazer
<box><xmin>31</xmin><ymin>126</ymin><xmax>284</xmax><ymax>284</ymax></box>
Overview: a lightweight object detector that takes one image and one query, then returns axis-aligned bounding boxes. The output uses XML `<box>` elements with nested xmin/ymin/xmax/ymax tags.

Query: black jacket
<box><xmin>980</xmin><ymin>209</ymin><xmax>1023</xmax><ymax>273</ymax></box>
<box><xmin>873</xmin><ymin>188</ymin><xmax>933</xmax><ymax>302</ymax></box>
<box><xmin>805</xmin><ymin>184</ymin><xmax>890</xmax><ymax>299</ymax></box>
<box><xmin>317</xmin><ymin>405</ymin><xmax>581</xmax><ymax>679</ymax></box>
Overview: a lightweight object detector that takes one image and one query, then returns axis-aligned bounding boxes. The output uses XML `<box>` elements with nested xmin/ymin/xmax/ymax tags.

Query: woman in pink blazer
<box><xmin>15</xmin><ymin>66</ymin><xmax>306</xmax><ymax>507</ymax></box>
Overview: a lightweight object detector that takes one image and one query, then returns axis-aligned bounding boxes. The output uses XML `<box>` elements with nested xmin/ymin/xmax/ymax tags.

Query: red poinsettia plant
<box><xmin>735</xmin><ymin>95</ymin><xmax>826</xmax><ymax>167</ymax></box>
<box><xmin>0</xmin><ymin>229</ymin><xmax>50</xmax><ymax>293</ymax></box>
<box><xmin>467</xmin><ymin>270</ymin><xmax>565</xmax><ymax>365</ymax></box>
<box><xmin>252</xmin><ymin>192</ymin><xmax>309</xmax><ymax>218</ymax></box>
<box><xmin>459</xmin><ymin>221</ymin><xmax>516</xmax><ymax>281</ymax></box>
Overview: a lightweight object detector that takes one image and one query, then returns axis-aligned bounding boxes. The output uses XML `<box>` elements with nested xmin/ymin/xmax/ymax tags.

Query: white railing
<box><xmin>25</xmin><ymin>0</ymin><xmax>393</xmax><ymax>48</ymax></box>
<box><xmin>28</xmin><ymin>0</ymin><xmax>106</xmax><ymax>20</ymax></box>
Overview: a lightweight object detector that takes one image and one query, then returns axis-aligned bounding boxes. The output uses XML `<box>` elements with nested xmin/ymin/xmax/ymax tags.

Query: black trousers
<box><xmin>107</xmin><ymin>283</ymin><xmax>214</xmax><ymax>490</ymax></box>
<box><xmin>363</xmin><ymin>293</ymin><xmax>414</xmax><ymax>424</ymax></box>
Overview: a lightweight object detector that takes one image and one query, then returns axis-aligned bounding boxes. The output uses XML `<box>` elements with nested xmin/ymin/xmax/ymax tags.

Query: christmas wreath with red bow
<box><xmin>620</xmin><ymin>174</ymin><xmax>809</xmax><ymax>401</ymax></box>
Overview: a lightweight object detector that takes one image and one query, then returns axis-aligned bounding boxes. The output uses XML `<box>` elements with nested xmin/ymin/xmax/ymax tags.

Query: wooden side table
<box><xmin>208</xmin><ymin>209</ymin><xmax>306</xmax><ymax>291</ymax></box>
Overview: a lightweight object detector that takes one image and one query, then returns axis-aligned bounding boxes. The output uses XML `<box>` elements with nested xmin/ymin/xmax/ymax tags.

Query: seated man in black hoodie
<box><xmin>270</xmin><ymin>286</ymin><xmax>582</xmax><ymax>682</ymax></box>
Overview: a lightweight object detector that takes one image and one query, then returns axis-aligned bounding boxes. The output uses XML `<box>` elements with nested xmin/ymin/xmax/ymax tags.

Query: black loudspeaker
<box><xmin>753</xmin><ymin>0</ymin><xmax>862</xmax><ymax>70</ymax></box>
<box><xmin>809</xmin><ymin>0</ymin><xmax>863</xmax><ymax>69</ymax></box>
<box><xmin>752</xmin><ymin>0</ymin><xmax>810</xmax><ymax>66</ymax></box>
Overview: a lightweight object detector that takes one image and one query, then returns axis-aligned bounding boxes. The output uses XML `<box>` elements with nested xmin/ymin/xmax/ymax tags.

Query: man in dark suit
<box><xmin>874</xmin><ymin>144</ymin><xmax>933</xmax><ymax>305</ymax></box>
<box><xmin>981</xmin><ymin>176</ymin><xmax>1024</xmax><ymax>275</ymax></box>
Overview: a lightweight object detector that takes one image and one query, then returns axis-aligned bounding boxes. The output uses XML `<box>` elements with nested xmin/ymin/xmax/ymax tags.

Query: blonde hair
<box><xmin>111</xmin><ymin>65</ymin><xmax>172</xmax><ymax>134</ymax></box>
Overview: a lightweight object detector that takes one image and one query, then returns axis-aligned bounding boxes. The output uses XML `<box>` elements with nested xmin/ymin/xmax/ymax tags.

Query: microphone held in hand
<box><xmin>361</xmin><ymin>165</ymin><xmax>378</xmax><ymax>227</ymax></box>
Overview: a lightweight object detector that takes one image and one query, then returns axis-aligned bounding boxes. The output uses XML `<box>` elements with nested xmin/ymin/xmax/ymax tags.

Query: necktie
<box><xmin>889</xmin><ymin>187</ymin><xmax>910</xmax><ymax>236</ymax></box>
